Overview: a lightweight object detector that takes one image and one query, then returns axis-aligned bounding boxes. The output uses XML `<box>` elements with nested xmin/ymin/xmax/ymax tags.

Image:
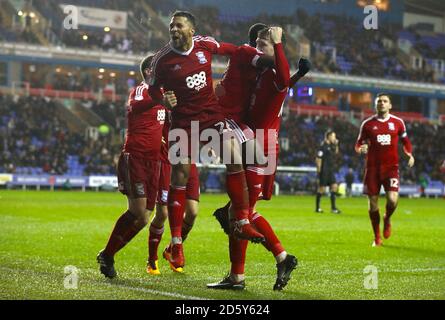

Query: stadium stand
<box><xmin>0</xmin><ymin>0</ymin><xmax>444</xmax><ymax>195</ymax></box>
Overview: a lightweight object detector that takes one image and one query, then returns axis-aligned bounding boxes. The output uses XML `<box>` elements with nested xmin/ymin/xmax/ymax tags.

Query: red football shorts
<box><xmin>363</xmin><ymin>165</ymin><xmax>400</xmax><ymax>196</ymax></box>
<box><xmin>169</xmin><ymin>118</ymin><xmax>254</xmax><ymax>162</ymax></box>
<box><xmin>117</xmin><ymin>152</ymin><xmax>160</xmax><ymax>210</ymax></box>
<box><xmin>157</xmin><ymin>162</ymin><xmax>200</xmax><ymax>205</ymax></box>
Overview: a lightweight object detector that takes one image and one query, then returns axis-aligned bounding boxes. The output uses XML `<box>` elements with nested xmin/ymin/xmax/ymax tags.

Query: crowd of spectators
<box><xmin>30</xmin><ymin>0</ymin><xmax>166</xmax><ymax>55</ymax></box>
<box><xmin>0</xmin><ymin>94</ymin><xmax>119</xmax><ymax>176</ymax></box>
<box><xmin>1</xmin><ymin>94</ymin><xmax>443</xmax><ymax>194</ymax></box>
<box><xmin>3</xmin><ymin>1</ymin><xmax>444</xmax><ymax>83</ymax></box>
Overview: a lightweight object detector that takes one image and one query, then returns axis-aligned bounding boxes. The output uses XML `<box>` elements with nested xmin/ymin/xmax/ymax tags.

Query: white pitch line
<box><xmin>0</xmin><ymin>266</ymin><xmax>210</xmax><ymax>300</ymax></box>
<box><xmin>108</xmin><ymin>283</ymin><xmax>210</xmax><ymax>300</ymax></box>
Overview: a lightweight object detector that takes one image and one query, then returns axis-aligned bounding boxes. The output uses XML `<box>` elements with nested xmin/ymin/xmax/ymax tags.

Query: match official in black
<box><xmin>315</xmin><ymin>130</ymin><xmax>341</xmax><ymax>214</ymax></box>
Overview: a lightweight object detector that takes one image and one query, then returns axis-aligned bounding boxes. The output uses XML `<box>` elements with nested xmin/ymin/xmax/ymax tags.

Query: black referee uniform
<box><xmin>315</xmin><ymin>141</ymin><xmax>341</xmax><ymax>213</ymax></box>
<box><xmin>317</xmin><ymin>143</ymin><xmax>337</xmax><ymax>187</ymax></box>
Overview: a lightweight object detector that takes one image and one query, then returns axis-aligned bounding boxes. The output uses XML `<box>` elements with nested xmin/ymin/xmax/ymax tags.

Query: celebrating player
<box><xmin>208</xmin><ymin>27</ymin><xmax>298</xmax><ymax>291</ymax></box>
<box><xmin>97</xmin><ymin>55</ymin><xmax>176</xmax><ymax>278</ymax></box>
<box><xmin>355</xmin><ymin>93</ymin><xmax>415</xmax><ymax>247</ymax></box>
<box><xmin>213</xmin><ymin>22</ymin><xmax>311</xmax><ymax>225</ymax></box>
<box><xmin>148</xmin><ymin>11</ymin><xmax>265</xmax><ymax>272</ymax></box>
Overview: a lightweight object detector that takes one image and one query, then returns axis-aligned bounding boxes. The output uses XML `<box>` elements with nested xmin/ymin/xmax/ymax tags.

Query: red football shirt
<box><xmin>124</xmin><ymin>82</ymin><xmax>166</xmax><ymax>159</ymax></box>
<box><xmin>356</xmin><ymin>114</ymin><xmax>409</xmax><ymax>168</ymax></box>
<box><xmin>247</xmin><ymin>43</ymin><xmax>290</xmax><ymax>155</ymax></box>
<box><xmin>149</xmin><ymin>36</ymin><xmax>236</xmax><ymax>130</ymax></box>
<box><xmin>218</xmin><ymin>44</ymin><xmax>263</xmax><ymax>122</ymax></box>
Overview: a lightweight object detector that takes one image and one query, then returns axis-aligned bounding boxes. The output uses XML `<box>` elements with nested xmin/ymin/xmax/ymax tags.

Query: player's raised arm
<box><xmin>269</xmin><ymin>27</ymin><xmax>290</xmax><ymax>91</ymax></box>
<box><xmin>129</xmin><ymin>85</ymin><xmax>158</xmax><ymax>114</ymax></box>
<box><xmin>216</xmin><ymin>41</ymin><xmax>238</xmax><ymax>56</ymax></box>
<box><xmin>130</xmin><ymin>55</ymin><xmax>167</xmax><ymax>114</ymax></box>
<box><xmin>196</xmin><ymin>35</ymin><xmax>237</xmax><ymax>57</ymax></box>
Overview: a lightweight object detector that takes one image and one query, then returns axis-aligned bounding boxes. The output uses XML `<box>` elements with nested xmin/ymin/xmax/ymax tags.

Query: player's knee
<box><xmin>129</xmin><ymin>207</ymin><xmax>150</xmax><ymax>225</ymax></box>
<box><xmin>152</xmin><ymin>206</ymin><xmax>168</xmax><ymax>224</ymax></box>
<box><xmin>368</xmin><ymin>196</ymin><xmax>379</xmax><ymax>211</ymax></box>
<box><xmin>171</xmin><ymin>170</ymin><xmax>188</xmax><ymax>186</ymax></box>
<box><xmin>185</xmin><ymin>200</ymin><xmax>198</xmax><ymax>219</ymax></box>
<box><xmin>139</xmin><ymin>212</ymin><xmax>151</xmax><ymax>226</ymax></box>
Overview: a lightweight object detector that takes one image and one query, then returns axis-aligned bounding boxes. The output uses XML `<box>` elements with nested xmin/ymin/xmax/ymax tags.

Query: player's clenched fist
<box><xmin>407</xmin><ymin>155</ymin><xmax>415</xmax><ymax>168</ymax></box>
<box><xmin>358</xmin><ymin>144</ymin><xmax>368</xmax><ymax>154</ymax></box>
<box><xmin>163</xmin><ymin>91</ymin><xmax>177</xmax><ymax>109</ymax></box>
<box><xmin>269</xmin><ymin>26</ymin><xmax>283</xmax><ymax>44</ymax></box>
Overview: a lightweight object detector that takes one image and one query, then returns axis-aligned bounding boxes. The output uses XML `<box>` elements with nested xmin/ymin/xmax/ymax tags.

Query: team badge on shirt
<box><xmin>196</xmin><ymin>51</ymin><xmax>207</xmax><ymax>64</ymax></box>
<box><xmin>388</xmin><ymin>122</ymin><xmax>395</xmax><ymax>131</ymax></box>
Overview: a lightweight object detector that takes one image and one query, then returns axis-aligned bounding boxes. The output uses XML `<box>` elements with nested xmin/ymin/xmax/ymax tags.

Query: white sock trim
<box><xmin>275</xmin><ymin>251</ymin><xmax>287</xmax><ymax>264</ymax></box>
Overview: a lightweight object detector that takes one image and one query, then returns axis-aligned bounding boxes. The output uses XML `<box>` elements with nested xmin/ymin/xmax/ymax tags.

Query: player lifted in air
<box><xmin>97</xmin><ymin>56</ymin><xmax>176</xmax><ymax>278</ymax></box>
<box><xmin>208</xmin><ymin>26</ymin><xmax>299</xmax><ymax>291</ymax></box>
<box><xmin>355</xmin><ymin>93</ymin><xmax>415</xmax><ymax>247</ymax></box>
<box><xmin>213</xmin><ymin>22</ymin><xmax>311</xmax><ymax>223</ymax></box>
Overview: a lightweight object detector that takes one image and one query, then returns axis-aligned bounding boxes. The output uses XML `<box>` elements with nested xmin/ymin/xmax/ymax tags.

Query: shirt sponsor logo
<box><xmin>172</xmin><ymin>64</ymin><xmax>181</xmax><ymax>71</ymax></box>
<box><xmin>157</xmin><ymin>109</ymin><xmax>166</xmax><ymax>121</ymax></box>
<box><xmin>186</xmin><ymin>71</ymin><xmax>207</xmax><ymax>91</ymax></box>
<box><xmin>377</xmin><ymin>134</ymin><xmax>391</xmax><ymax>145</ymax></box>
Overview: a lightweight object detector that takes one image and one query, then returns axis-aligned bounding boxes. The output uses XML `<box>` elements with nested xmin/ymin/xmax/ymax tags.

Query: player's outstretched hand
<box><xmin>269</xmin><ymin>26</ymin><xmax>283</xmax><ymax>44</ymax></box>
<box><xmin>297</xmin><ymin>58</ymin><xmax>311</xmax><ymax>77</ymax></box>
<box><xmin>163</xmin><ymin>91</ymin><xmax>177</xmax><ymax>109</ymax></box>
<box><xmin>408</xmin><ymin>155</ymin><xmax>415</xmax><ymax>168</ymax></box>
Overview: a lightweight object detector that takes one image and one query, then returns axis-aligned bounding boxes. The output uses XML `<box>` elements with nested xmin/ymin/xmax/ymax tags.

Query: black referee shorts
<box><xmin>319</xmin><ymin>170</ymin><xmax>336</xmax><ymax>187</ymax></box>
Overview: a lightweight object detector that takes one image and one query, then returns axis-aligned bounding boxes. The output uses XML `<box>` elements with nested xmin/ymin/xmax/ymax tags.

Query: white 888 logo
<box><xmin>186</xmin><ymin>71</ymin><xmax>206</xmax><ymax>89</ymax></box>
<box><xmin>377</xmin><ymin>134</ymin><xmax>391</xmax><ymax>145</ymax></box>
<box><xmin>157</xmin><ymin>109</ymin><xmax>166</xmax><ymax>121</ymax></box>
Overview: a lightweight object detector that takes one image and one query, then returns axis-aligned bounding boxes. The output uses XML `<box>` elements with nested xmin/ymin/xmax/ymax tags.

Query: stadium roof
<box><xmin>405</xmin><ymin>0</ymin><xmax>445</xmax><ymax>17</ymax></box>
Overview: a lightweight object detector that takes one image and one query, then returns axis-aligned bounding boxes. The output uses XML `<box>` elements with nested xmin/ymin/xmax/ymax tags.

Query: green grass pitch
<box><xmin>0</xmin><ymin>190</ymin><xmax>444</xmax><ymax>300</ymax></box>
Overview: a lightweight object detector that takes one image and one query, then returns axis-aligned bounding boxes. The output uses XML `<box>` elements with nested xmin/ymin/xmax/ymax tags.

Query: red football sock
<box><xmin>148</xmin><ymin>223</ymin><xmax>164</xmax><ymax>261</ymax></box>
<box><xmin>246</xmin><ymin>167</ymin><xmax>264</xmax><ymax>212</ymax></box>
<box><xmin>251</xmin><ymin>213</ymin><xmax>284</xmax><ymax>256</ymax></box>
<box><xmin>104</xmin><ymin>210</ymin><xmax>144</xmax><ymax>257</ymax></box>
<box><xmin>226</xmin><ymin>171</ymin><xmax>249</xmax><ymax>221</ymax></box>
<box><xmin>168</xmin><ymin>186</ymin><xmax>186</xmax><ymax>239</ymax></box>
<box><xmin>229</xmin><ymin>234</ymin><xmax>248</xmax><ymax>275</ymax></box>
<box><xmin>385</xmin><ymin>204</ymin><xmax>396</xmax><ymax>219</ymax></box>
<box><xmin>369</xmin><ymin>210</ymin><xmax>381</xmax><ymax>240</ymax></box>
